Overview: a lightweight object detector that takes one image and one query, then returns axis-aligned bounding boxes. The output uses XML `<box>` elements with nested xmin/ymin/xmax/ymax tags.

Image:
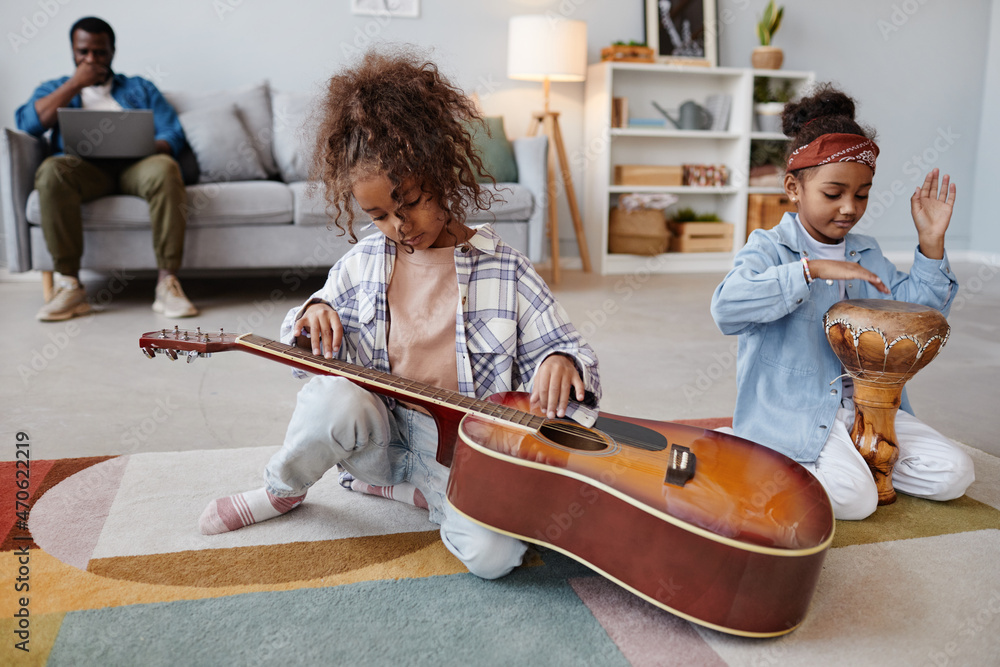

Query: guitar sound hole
<box><xmin>539</xmin><ymin>421</ymin><xmax>610</xmax><ymax>452</ymax></box>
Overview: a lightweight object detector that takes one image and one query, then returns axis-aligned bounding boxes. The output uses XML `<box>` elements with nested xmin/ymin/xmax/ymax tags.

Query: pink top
<box><xmin>387</xmin><ymin>245</ymin><xmax>460</xmax><ymax>392</ymax></box>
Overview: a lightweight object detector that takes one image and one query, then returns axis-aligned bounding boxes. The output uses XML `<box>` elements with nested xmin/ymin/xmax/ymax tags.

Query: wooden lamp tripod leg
<box><xmin>528</xmin><ymin>111</ymin><xmax>592</xmax><ymax>285</ymax></box>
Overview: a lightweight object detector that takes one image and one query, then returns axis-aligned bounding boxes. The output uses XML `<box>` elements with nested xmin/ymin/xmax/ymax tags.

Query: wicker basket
<box><xmin>746</xmin><ymin>194</ymin><xmax>796</xmax><ymax>239</ymax></box>
<box><xmin>609</xmin><ymin>208</ymin><xmax>669</xmax><ymax>255</ymax></box>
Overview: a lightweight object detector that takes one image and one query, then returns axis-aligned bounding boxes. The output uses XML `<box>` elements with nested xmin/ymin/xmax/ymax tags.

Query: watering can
<box><xmin>653</xmin><ymin>100</ymin><xmax>711</xmax><ymax>131</ymax></box>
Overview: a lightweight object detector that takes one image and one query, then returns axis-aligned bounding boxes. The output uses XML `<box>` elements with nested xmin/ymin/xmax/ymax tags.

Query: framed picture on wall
<box><xmin>351</xmin><ymin>0</ymin><xmax>419</xmax><ymax>18</ymax></box>
<box><xmin>645</xmin><ymin>0</ymin><xmax>718</xmax><ymax>67</ymax></box>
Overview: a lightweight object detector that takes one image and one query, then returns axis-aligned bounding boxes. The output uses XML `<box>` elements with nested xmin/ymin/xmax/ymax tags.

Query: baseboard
<box><xmin>0</xmin><ymin>267</ymin><xmax>41</xmax><ymax>283</ymax></box>
<box><xmin>882</xmin><ymin>249</ymin><xmax>1000</xmax><ymax>268</ymax></box>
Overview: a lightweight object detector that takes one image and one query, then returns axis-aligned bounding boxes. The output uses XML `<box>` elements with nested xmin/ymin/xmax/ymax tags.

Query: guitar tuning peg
<box><xmin>142</xmin><ymin>347</ymin><xmax>155</xmax><ymax>359</ymax></box>
<box><xmin>186</xmin><ymin>350</ymin><xmax>199</xmax><ymax>363</ymax></box>
<box><xmin>166</xmin><ymin>349</ymin><xmax>178</xmax><ymax>361</ymax></box>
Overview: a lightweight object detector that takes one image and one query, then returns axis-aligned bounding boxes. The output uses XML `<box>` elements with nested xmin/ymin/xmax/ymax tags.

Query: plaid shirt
<box><xmin>280</xmin><ymin>224</ymin><xmax>601</xmax><ymax>425</ymax></box>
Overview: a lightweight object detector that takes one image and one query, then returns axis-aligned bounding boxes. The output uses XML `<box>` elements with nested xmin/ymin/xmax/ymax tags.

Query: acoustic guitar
<box><xmin>139</xmin><ymin>327</ymin><xmax>834</xmax><ymax>637</ymax></box>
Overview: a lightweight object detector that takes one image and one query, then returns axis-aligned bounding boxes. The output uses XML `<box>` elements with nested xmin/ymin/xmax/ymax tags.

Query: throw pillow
<box><xmin>179</xmin><ymin>104</ymin><xmax>268</xmax><ymax>183</ymax></box>
<box><xmin>468</xmin><ymin>116</ymin><xmax>518</xmax><ymax>184</ymax></box>
<box><xmin>165</xmin><ymin>82</ymin><xmax>278</xmax><ymax>177</ymax></box>
<box><xmin>271</xmin><ymin>90</ymin><xmax>320</xmax><ymax>183</ymax></box>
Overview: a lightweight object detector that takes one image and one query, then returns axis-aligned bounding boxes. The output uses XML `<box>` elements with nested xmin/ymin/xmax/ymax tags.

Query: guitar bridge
<box><xmin>665</xmin><ymin>444</ymin><xmax>696</xmax><ymax>487</ymax></box>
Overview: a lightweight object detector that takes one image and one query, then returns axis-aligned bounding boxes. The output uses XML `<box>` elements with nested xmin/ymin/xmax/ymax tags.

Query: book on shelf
<box><xmin>629</xmin><ymin>117</ymin><xmax>667</xmax><ymax>128</ymax></box>
<box><xmin>705</xmin><ymin>94</ymin><xmax>732</xmax><ymax>132</ymax></box>
<box><xmin>611</xmin><ymin>97</ymin><xmax>629</xmax><ymax>128</ymax></box>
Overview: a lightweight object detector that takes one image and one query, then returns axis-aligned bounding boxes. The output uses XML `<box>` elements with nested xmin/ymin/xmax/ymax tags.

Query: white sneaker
<box><xmin>36</xmin><ymin>275</ymin><xmax>92</xmax><ymax>321</ymax></box>
<box><xmin>153</xmin><ymin>275</ymin><xmax>199</xmax><ymax>318</ymax></box>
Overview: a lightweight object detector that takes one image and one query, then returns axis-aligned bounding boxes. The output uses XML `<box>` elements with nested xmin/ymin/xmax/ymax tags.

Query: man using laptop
<box><xmin>15</xmin><ymin>16</ymin><xmax>197</xmax><ymax>320</ymax></box>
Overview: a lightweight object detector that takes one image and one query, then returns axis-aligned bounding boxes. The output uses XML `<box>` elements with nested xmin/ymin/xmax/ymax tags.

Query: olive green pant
<box><xmin>34</xmin><ymin>153</ymin><xmax>187</xmax><ymax>276</ymax></box>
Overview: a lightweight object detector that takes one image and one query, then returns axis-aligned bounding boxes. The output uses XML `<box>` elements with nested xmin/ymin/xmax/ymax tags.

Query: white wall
<box><xmin>720</xmin><ymin>0</ymin><xmax>994</xmax><ymax>255</ymax></box>
<box><xmin>2</xmin><ymin>0</ymin><xmax>997</xmax><ymax>264</ymax></box>
<box><xmin>971</xmin><ymin>0</ymin><xmax>1000</xmax><ymax>260</ymax></box>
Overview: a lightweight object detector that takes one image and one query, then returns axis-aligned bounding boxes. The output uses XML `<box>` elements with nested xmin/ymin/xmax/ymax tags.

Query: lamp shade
<box><xmin>507</xmin><ymin>15</ymin><xmax>587</xmax><ymax>82</ymax></box>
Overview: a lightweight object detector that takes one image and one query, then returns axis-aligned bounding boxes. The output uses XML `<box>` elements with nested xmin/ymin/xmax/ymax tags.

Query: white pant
<box><xmin>802</xmin><ymin>402</ymin><xmax>975</xmax><ymax>520</ymax></box>
<box><xmin>723</xmin><ymin>401</ymin><xmax>975</xmax><ymax>520</ymax></box>
<box><xmin>265</xmin><ymin>376</ymin><xmax>527</xmax><ymax>579</ymax></box>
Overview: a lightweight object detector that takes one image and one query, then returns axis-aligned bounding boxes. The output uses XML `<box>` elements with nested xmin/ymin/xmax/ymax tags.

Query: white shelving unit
<box><xmin>583</xmin><ymin>62</ymin><xmax>814</xmax><ymax>274</ymax></box>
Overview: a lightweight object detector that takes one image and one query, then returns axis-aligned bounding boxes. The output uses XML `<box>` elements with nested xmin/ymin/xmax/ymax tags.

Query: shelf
<box><xmin>747</xmin><ymin>186</ymin><xmax>787</xmax><ymax>194</ymax></box>
<box><xmin>751</xmin><ymin>69</ymin><xmax>815</xmax><ymax>79</ymax></box>
<box><xmin>613</xmin><ymin>128</ymin><xmax>740</xmax><ymax>140</ymax></box>
<box><xmin>609</xmin><ymin>185</ymin><xmax>739</xmax><ymax>195</ymax></box>
<box><xmin>583</xmin><ymin>61</ymin><xmax>815</xmax><ymax>275</ymax></box>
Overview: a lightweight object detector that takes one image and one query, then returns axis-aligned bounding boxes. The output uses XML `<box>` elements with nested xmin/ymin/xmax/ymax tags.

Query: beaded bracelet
<box><xmin>801</xmin><ymin>257</ymin><xmax>814</xmax><ymax>285</ymax></box>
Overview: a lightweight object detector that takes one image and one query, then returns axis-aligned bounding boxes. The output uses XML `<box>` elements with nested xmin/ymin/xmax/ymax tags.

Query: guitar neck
<box><xmin>234</xmin><ymin>333</ymin><xmax>543</xmax><ymax>432</ymax></box>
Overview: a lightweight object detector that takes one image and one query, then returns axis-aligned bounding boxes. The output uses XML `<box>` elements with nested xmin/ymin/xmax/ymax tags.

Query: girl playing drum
<box><xmin>711</xmin><ymin>84</ymin><xmax>973</xmax><ymax>520</ymax></box>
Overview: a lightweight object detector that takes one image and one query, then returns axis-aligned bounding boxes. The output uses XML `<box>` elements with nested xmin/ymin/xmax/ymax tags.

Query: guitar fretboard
<box><xmin>237</xmin><ymin>333</ymin><xmax>546</xmax><ymax>430</ymax></box>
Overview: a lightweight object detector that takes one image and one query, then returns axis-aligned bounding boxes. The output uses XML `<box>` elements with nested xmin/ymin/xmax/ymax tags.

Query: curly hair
<box><xmin>309</xmin><ymin>47</ymin><xmax>498</xmax><ymax>242</ymax></box>
<box><xmin>781</xmin><ymin>83</ymin><xmax>877</xmax><ymax>177</ymax></box>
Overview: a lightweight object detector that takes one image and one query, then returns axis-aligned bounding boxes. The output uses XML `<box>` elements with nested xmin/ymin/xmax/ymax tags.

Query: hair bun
<box><xmin>781</xmin><ymin>83</ymin><xmax>857</xmax><ymax>137</ymax></box>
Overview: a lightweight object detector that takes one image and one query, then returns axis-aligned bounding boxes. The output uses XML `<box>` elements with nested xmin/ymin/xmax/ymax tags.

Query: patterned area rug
<box><xmin>4</xmin><ymin>424</ymin><xmax>1000</xmax><ymax>666</ymax></box>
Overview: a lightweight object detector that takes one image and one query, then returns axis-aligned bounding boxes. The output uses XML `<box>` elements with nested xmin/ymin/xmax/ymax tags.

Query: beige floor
<box><xmin>2</xmin><ymin>260</ymin><xmax>998</xmax><ymax>463</ymax></box>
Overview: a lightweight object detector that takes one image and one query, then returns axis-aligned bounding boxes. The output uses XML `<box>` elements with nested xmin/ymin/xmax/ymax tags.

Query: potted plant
<box><xmin>752</xmin><ymin>77</ymin><xmax>794</xmax><ymax>133</ymax></box>
<box><xmin>752</xmin><ymin>0</ymin><xmax>784</xmax><ymax>70</ymax></box>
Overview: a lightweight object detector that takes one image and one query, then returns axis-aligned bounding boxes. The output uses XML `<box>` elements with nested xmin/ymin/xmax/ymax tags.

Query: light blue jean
<box><xmin>265</xmin><ymin>376</ymin><xmax>526</xmax><ymax>579</ymax></box>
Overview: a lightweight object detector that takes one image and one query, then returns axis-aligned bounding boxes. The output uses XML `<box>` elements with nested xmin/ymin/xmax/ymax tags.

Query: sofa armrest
<box><xmin>1</xmin><ymin>128</ymin><xmax>46</xmax><ymax>272</ymax></box>
<box><xmin>511</xmin><ymin>134</ymin><xmax>548</xmax><ymax>264</ymax></box>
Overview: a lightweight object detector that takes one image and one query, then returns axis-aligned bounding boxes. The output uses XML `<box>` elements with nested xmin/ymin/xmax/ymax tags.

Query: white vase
<box><xmin>754</xmin><ymin>102</ymin><xmax>785</xmax><ymax>134</ymax></box>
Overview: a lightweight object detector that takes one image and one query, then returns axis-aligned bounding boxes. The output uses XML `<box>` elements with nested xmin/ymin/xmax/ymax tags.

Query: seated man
<box><xmin>15</xmin><ymin>16</ymin><xmax>197</xmax><ymax>321</ymax></box>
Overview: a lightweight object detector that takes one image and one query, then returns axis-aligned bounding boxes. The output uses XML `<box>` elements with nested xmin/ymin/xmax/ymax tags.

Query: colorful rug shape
<box><xmin>3</xmin><ymin>430</ymin><xmax>1000</xmax><ymax>666</ymax></box>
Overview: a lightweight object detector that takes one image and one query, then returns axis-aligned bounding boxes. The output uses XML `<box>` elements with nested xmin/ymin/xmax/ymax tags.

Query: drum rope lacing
<box><xmin>823</xmin><ymin>316</ymin><xmax>951</xmax><ymax>385</ymax></box>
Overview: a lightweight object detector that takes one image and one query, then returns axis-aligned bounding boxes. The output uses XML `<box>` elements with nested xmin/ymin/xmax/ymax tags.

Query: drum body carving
<box><xmin>823</xmin><ymin>299</ymin><xmax>950</xmax><ymax>505</ymax></box>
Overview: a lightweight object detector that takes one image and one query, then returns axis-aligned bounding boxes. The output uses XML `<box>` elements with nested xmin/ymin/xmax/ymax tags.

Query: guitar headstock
<box><xmin>139</xmin><ymin>327</ymin><xmax>240</xmax><ymax>362</ymax></box>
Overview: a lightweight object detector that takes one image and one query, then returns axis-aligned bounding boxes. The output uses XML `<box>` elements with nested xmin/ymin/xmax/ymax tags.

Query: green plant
<box><xmin>756</xmin><ymin>0</ymin><xmax>784</xmax><ymax>46</ymax></box>
<box><xmin>751</xmin><ymin>140</ymin><xmax>787</xmax><ymax>168</ymax></box>
<box><xmin>672</xmin><ymin>207</ymin><xmax>721</xmax><ymax>222</ymax></box>
<box><xmin>612</xmin><ymin>40</ymin><xmax>647</xmax><ymax>47</ymax></box>
<box><xmin>753</xmin><ymin>77</ymin><xmax>795</xmax><ymax>104</ymax></box>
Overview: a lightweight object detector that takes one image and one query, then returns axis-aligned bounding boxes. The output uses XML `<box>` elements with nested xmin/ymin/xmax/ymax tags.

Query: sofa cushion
<box><xmin>288</xmin><ymin>181</ymin><xmax>534</xmax><ymax>227</ymax></box>
<box><xmin>26</xmin><ymin>181</ymin><xmax>293</xmax><ymax>229</ymax></box>
<box><xmin>469</xmin><ymin>116</ymin><xmax>518</xmax><ymax>184</ymax></box>
<box><xmin>165</xmin><ymin>82</ymin><xmax>278</xmax><ymax>178</ymax></box>
<box><xmin>179</xmin><ymin>104</ymin><xmax>268</xmax><ymax>183</ymax></box>
<box><xmin>271</xmin><ymin>90</ymin><xmax>320</xmax><ymax>183</ymax></box>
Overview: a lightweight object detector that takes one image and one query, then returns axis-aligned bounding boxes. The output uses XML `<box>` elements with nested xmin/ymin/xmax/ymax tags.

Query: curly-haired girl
<box><xmin>711</xmin><ymin>83</ymin><xmax>973</xmax><ymax>520</ymax></box>
<box><xmin>199</xmin><ymin>48</ymin><xmax>601</xmax><ymax>579</ymax></box>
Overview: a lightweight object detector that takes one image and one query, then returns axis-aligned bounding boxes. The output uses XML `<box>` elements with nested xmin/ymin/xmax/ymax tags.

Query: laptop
<box><xmin>57</xmin><ymin>108</ymin><xmax>156</xmax><ymax>158</ymax></box>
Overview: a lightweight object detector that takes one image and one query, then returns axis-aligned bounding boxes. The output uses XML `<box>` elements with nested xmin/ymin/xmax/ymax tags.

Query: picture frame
<box><xmin>351</xmin><ymin>0</ymin><xmax>420</xmax><ymax>18</ymax></box>
<box><xmin>645</xmin><ymin>0</ymin><xmax>718</xmax><ymax>67</ymax></box>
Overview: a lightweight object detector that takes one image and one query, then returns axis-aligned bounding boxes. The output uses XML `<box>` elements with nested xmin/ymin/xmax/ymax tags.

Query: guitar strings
<box><xmin>250</xmin><ymin>336</ymin><xmax>681</xmax><ymax>467</ymax></box>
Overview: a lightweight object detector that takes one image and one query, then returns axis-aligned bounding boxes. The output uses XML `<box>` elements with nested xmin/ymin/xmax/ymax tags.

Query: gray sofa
<box><xmin>1</xmin><ymin>82</ymin><xmax>547</xmax><ymax>287</ymax></box>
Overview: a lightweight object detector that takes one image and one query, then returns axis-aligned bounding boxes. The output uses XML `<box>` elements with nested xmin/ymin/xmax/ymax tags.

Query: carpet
<box><xmin>4</xmin><ymin>426</ymin><xmax>1000</xmax><ymax>666</ymax></box>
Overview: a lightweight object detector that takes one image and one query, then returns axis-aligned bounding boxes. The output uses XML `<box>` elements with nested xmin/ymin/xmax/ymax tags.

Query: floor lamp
<box><xmin>507</xmin><ymin>15</ymin><xmax>592</xmax><ymax>285</ymax></box>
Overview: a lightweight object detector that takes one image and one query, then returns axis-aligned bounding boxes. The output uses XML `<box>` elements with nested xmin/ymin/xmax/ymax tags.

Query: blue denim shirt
<box><xmin>710</xmin><ymin>213</ymin><xmax>958</xmax><ymax>463</ymax></box>
<box><xmin>15</xmin><ymin>74</ymin><xmax>186</xmax><ymax>157</ymax></box>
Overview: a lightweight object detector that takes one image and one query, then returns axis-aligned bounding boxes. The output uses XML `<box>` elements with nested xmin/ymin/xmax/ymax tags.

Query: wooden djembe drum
<box><xmin>823</xmin><ymin>299</ymin><xmax>950</xmax><ymax>505</ymax></box>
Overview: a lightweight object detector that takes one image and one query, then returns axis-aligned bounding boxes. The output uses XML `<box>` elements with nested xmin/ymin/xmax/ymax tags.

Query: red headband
<box><xmin>786</xmin><ymin>133</ymin><xmax>879</xmax><ymax>174</ymax></box>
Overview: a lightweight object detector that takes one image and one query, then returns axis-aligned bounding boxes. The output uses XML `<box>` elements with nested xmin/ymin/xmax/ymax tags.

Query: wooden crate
<box><xmin>613</xmin><ymin>165</ymin><xmax>684</xmax><ymax>187</ymax></box>
<box><xmin>746</xmin><ymin>193</ymin><xmax>796</xmax><ymax>239</ymax></box>
<box><xmin>601</xmin><ymin>45</ymin><xmax>655</xmax><ymax>63</ymax></box>
<box><xmin>668</xmin><ymin>221</ymin><xmax>734</xmax><ymax>253</ymax></box>
<box><xmin>609</xmin><ymin>208</ymin><xmax>669</xmax><ymax>255</ymax></box>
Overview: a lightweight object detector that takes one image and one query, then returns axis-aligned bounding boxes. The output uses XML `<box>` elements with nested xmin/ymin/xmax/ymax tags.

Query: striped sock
<box><xmin>199</xmin><ymin>488</ymin><xmax>306</xmax><ymax>535</ymax></box>
<box><xmin>338</xmin><ymin>470</ymin><xmax>428</xmax><ymax>510</ymax></box>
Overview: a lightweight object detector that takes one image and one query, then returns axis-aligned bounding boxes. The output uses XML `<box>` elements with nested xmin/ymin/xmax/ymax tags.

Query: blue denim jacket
<box><xmin>710</xmin><ymin>213</ymin><xmax>958</xmax><ymax>462</ymax></box>
<box><xmin>16</xmin><ymin>74</ymin><xmax>186</xmax><ymax>157</ymax></box>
